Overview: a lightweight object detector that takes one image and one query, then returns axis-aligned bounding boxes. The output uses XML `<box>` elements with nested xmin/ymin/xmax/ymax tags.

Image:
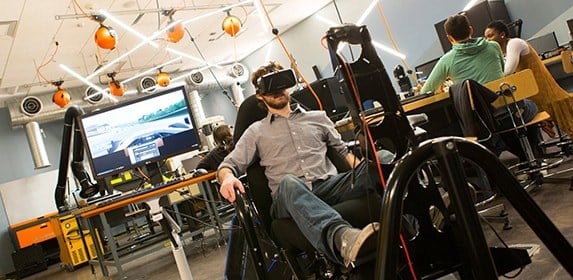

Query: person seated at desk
<box><xmin>217</xmin><ymin>61</ymin><xmax>380</xmax><ymax>267</ymax></box>
<box><xmin>485</xmin><ymin>20</ymin><xmax>573</xmax><ymax>139</ymax></box>
<box><xmin>197</xmin><ymin>124</ymin><xmax>234</xmax><ymax>171</ymax></box>
<box><xmin>421</xmin><ymin>14</ymin><xmax>541</xmax><ymax>161</ymax></box>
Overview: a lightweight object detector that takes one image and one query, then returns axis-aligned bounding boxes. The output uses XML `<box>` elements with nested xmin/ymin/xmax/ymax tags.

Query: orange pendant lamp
<box><xmin>52</xmin><ymin>82</ymin><xmax>71</xmax><ymax>108</ymax></box>
<box><xmin>222</xmin><ymin>11</ymin><xmax>241</xmax><ymax>37</ymax></box>
<box><xmin>157</xmin><ymin>69</ymin><xmax>170</xmax><ymax>87</ymax></box>
<box><xmin>107</xmin><ymin>72</ymin><xmax>125</xmax><ymax>96</ymax></box>
<box><xmin>166</xmin><ymin>20</ymin><xmax>185</xmax><ymax>43</ymax></box>
<box><xmin>94</xmin><ymin>24</ymin><xmax>117</xmax><ymax>50</ymax></box>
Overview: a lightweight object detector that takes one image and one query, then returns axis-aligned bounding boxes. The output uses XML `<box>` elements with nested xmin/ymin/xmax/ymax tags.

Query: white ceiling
<box><xmin>0</xmin><ymin>0</ymin><xmax>331</xmax><ymax>107</ymax></box>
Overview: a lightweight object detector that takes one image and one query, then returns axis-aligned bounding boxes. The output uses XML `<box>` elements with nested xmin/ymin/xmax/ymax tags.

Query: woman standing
<box><xmin>484</xmin><ymin>20</ymin><xmax>573</xmax><ymax>138</ymax></box>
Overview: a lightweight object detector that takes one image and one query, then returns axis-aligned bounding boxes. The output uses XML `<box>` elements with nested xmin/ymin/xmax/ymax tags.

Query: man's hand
<box><xmin>218</xmin><ymin>168</ymin><xmax>245</xmax><ymax>203</ymax></box>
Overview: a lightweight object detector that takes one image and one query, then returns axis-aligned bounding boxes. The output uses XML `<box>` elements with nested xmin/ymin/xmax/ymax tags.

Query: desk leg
<box><xmin>199</xmin><ymin>181</ymin><xmax>224</xmax><ymax>240</ymax></box>
<box><xmin>87</xmin><ymin>216</ymin><xmax>109</xmax><ymax>277</ymax></box>
<box><xmin>99</xmin><ymin>213</ymin><xmax>125</xmax><ymax>279</ymax></box>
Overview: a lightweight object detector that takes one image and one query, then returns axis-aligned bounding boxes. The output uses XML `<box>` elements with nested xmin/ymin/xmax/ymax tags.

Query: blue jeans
<box><xmin>270</xmin><ymin>161</ymin><xmax>378</xmax><ymax>264</ymax></box>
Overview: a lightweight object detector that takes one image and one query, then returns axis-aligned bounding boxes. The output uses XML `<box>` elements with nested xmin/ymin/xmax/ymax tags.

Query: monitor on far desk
<box><xmin>527</xmin><ymin>32</ymin><xmax>560</xmax><ymax>59</ymax></box>
<box><xmin>415</xmin><ymin>57</ymin><xmax>440</xmax><ymax>82</ymax></box>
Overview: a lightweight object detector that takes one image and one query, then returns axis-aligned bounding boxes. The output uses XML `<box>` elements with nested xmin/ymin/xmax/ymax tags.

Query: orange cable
<box><xmin>339</xmin><ymin>49</ymin><xmax>418</xmax><ymax>280</ymax></box>
<box><xmin>257</xmin><ymin>0</ymin><xmax>323</xmax><ymax>111</ymax></box>
<box><xmin>72</xmin><ymin>0</ymin><xmax>97</xmax><ymax>22</ymax></box>
<box><xmin>375</xmin><ymin>3</ymin><xmax>419</xmax><ymax>86</ymax></box>
<box><xmin>36</xmin><ymin>42</ymin><xmax>60</xmax><ymax>86</ymax></box>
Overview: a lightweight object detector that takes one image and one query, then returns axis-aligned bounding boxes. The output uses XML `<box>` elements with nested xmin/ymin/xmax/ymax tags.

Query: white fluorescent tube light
<box><xmin>357</xmin><ymin>0</ymin><xmax>379</xmax><ymax>25</ymax></box>
<box><xmin>121</xmin><ymin>57</ymin><xmax>182</xmax><ymax>84</ymax></box>
<box><xmin>372</xmin><ymin>40</ymin><xmax>406</xmax><ymax>60</ymax></box>
<box><xmin>182</xmin><ymin>0</ymin><xmax>252</xmax><ymax>26</ymax></box>
<box><xmin>165</xmin><ymin>47</ymin><xmax>222</xmax><ymax>69</ymax></box>
<box><xmin>60</xmin><ymin>64</ymin><xmax>107</xmax><ymax>95</ymax></box>
<box><xmin>87</xmin><ymin>19</ymin><xmax>184</xmax><ymax>80</ymax></box>
<box><xmin>99</xmin><ymin>10</ymin><xmax>159</xmax><ymax>48</ymax></box>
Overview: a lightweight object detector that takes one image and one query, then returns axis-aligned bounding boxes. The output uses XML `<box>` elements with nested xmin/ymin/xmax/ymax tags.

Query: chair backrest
<box><xmin>450</xmin><ymin>80</ymin><xmax>499</xmax><ymax>140</ymax></box>
<box><xmin>484</xmin><ymin>69</ymin><xmax>539</xmax><ymax>109</ymax></box>
<box><xmin>233</xmin><ymin>94</ymin><xmax>350</xmax><ymax>232</ymax></box>
<box><xmin>561</xmin><ymin>49</ymin><xmax>573</xmax><ymax>74</ymax></box>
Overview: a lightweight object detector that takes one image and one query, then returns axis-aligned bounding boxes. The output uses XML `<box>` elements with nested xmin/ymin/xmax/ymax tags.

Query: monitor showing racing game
<box><xmin>78</xmin><ymin>85</ymin><xmax>201</xmax><ymax>182</ymax></box>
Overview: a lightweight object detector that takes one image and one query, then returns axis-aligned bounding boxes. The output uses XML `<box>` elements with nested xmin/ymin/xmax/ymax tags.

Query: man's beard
<box><xmin>263</xmin><ymin>92</ymin><xmax>290</xmax><ymax>110</ymax></box>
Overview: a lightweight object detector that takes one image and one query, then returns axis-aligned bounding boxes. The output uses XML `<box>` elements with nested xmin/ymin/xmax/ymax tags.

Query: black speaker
<box><xmin>11</xmin><ymin>244</ymin><xmax>47</xmax><ymax>278</ymax></box>
<box><xmin>291</xmin><ymin>77</ymin><xmax>348</xmax><ymax>121</ymax></box>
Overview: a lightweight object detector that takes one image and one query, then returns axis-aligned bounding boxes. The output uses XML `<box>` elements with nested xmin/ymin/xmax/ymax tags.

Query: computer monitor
<box><xmin>415</xmin><ymin>57</ymin><xmax>440</xmax><ymax>82</ymax></box>
<box><xmin>527</xmin><ymin>32</ymin><xmax>559</xmax><ymax>57</ymax></box>
<box><xmin>78</xmin><ymin>85</ymin><xmax>201</xmax><ymax>183</ymax></box>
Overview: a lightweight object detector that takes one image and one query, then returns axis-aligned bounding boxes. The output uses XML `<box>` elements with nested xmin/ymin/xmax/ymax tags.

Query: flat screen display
<box><xmin>78</xmin><ymin>85</ymin><xmax>201</xmax><ymax>179</ymax></box>
<box><xmin>527</xmin><ymin>32</ymin><xmax>559</xmax><ymax>56</ymax></box>
<box><xmin>415</xmin><ymin>57</ymin><xmax>440</xmax><ymax>82</ymax></box>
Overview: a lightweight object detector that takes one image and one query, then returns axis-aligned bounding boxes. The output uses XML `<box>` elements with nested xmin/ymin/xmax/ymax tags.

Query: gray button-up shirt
<box><xmin>219</xmin><ymin>105</ymin><xmax>348</xmax><ymax>195</ymax></box>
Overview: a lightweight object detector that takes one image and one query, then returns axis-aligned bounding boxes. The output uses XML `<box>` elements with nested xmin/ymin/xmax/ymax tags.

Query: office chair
<box><xmin>561</xmin><ymin>49</ymin><xmax>573</xmax><ymax>74</ymax></box>
<box><xmin>224</xmin><ymin>95</ymin><xmax>382</xmax><ymax>279</ymax></box>
<box><xmin>483</xmin><ymin>69</ymin><xmax>573</xmax><ymax>190</ymax></box>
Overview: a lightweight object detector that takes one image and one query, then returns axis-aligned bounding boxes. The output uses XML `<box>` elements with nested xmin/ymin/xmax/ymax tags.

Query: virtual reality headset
<box><xmin>256</xmin><ymin>69</ymin><xmax>297</xmax><ymax>95</ymax></box>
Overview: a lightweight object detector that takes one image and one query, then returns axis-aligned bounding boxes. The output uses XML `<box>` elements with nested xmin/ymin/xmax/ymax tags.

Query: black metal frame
<box><xmin>376</xmin><ymin>137</ymin><xmax>573</xmax><ymax>279</ymax></box>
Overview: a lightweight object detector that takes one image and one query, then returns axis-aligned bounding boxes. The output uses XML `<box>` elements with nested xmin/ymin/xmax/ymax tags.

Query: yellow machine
<box><xmin>51</xmin><ymin>214</ymin><xmax>102</xmax><ymax>271</ymax></box>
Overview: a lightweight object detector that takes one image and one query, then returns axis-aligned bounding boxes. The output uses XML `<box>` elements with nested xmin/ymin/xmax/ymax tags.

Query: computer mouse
<box><xmin>192</xmin><ymin>168</ymin><xmax>209</xmax><ymax>177</ymax></box>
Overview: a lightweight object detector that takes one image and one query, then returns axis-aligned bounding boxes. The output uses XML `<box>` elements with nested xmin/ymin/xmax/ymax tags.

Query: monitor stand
<box><xmin>145</xmin><ymin>162</ymin><xmax>163</xmax><ymax>186</ymax></box>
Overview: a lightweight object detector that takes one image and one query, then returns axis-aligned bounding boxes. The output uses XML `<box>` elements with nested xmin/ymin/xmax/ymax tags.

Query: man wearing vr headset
<box><xmin>217</xmin><ymin>61</ymin><xmax>379</xmax><ymax>267</ymax></box>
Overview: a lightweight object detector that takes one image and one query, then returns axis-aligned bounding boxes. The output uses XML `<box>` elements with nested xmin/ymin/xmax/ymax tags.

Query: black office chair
<box><xmin>224</xmin><ymin>95</ymin><xmax>382</xmax><ymax>279</ymax></box>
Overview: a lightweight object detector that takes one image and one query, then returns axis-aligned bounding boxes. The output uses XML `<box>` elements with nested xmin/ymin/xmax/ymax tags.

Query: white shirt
<box><xmin>504</xmin><ymin>38</ymin><xmax>530</xmax><ymax>75</ymax></box>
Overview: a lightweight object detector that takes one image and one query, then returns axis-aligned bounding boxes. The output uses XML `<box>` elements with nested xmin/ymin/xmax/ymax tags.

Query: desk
<box><xmin>75</xmin><ymin>172</ymin><xmax>219</xmax><ymax>279</ymax></box>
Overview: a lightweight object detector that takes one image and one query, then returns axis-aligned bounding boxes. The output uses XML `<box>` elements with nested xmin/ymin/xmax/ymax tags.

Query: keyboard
<box><xmin>401</xmin><ymin>91</ymin><xmax>435</xmax><ymax>105</ymax></box>
<box><xmin>94</xmin><ymin>176</ymin><xmax>188</xmax><ymax>207</ymax></box>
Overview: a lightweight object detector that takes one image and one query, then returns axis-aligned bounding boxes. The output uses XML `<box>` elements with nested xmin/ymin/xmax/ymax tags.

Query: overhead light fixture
<box><xmin>94</xmin><ymin>24</ymin><xmax>117</xmax><ymax>50</ymax></box>
<box><xmin>222</xmin><ymin>11</ymin><xmax>242</xmax><ymax>37</ymax></box>
<box><xmin>51</xmin><ymin>81</ymin><xmax>71</xmax><ymax>108</ymax></box>
<box><xmin>59</xmin><ymin>64</ymin><xmax>116</xmax><ymax>102</ymax></box>
<box><xmin>182</xmin><ymin>0</ymin><xmax>251</xmax><ymax>25</ymax></box>
<box><xmin>167</xmin><ymin>21</ymin><xmax>185</xmax><ymax>43</ymax></box>
<box><xmin>107</xmin><ymin>72</ymin><xmax>125</xmax><ymax>96</ymax></box>
<box><xmin>99</xmin><ymin>10</ymin><xmax>159</xmax><ymax>48</ymax></box>
<box><xmin>156</xmin><ymin>68</ymin><xmax>170</xmax><ymax>87</ymax></box>
<box><xmin>87</xmin><ymin>18</ymin><xmax>182</xmax><ymax>80</ymax></box>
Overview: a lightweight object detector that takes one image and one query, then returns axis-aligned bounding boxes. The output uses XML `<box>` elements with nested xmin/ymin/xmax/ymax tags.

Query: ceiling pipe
<box><xmin>25</xmin><ymin>122</ymin><xmax>51</xmax><ymax>169</ymax></box>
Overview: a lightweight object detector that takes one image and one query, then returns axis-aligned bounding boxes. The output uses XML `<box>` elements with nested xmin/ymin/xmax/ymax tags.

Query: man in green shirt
<box><xmin>421</xmin><ymin>14</ymin><xmax>540</xmax><ymax>161</ymax></box>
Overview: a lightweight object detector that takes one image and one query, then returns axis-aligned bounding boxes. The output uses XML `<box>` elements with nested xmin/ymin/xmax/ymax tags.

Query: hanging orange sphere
<box><xmin>94</xmin><ymin>24</ymin><xmax>117</xmax><ymax>50</ymax></box>
<box><xmin>167</xmin><ymin>22</ymin><xmax>185</xmax><ymax>43</ymax></box>
<box><xmin>53</xmin><ymin>88</ymin><xmax>71</xmax><ymax>108</ymax></box>
<box><xmin>108</xmin><ymin>81</ymin><xmax>125</xmax><ymax>96</ymax></box>
<box><xmin>222</xmin><ymin>15</ymin><xmax>241</xmax><ymax>36</ymax></box>
<box><xmin>157</xmin><ymin>72</ymin><xmax>170</xmax><ymax>87</ymax></box>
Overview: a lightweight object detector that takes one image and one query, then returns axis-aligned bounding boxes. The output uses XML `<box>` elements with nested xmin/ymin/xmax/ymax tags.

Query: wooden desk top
<box><xmin>77</xmin><ymin>172</ymin><xmax>216</xmax><ymax>218</ymax></box>
<box><xmin>402</xmin><ymin>92</ymin><xmax>450</xmax><ymax>113</ymax></box>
